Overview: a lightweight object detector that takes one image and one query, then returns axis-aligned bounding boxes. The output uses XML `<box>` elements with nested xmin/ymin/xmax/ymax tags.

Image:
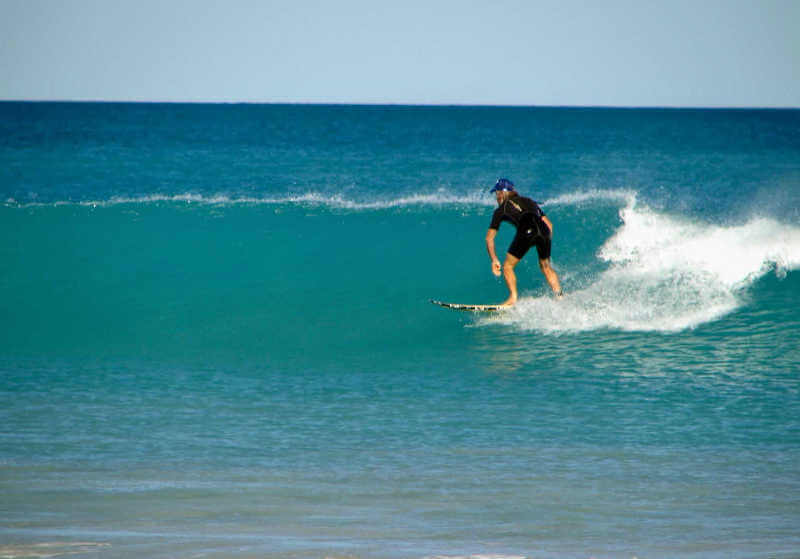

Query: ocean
<box><xmin>1</xmin><ymin>102</ymin><xmax>799</xmax><ymax>559</ymax></box>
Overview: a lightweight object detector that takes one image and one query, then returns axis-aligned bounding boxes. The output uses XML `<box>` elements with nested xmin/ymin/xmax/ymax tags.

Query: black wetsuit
<box><xmin>488</xmin><ymin>193</ymin><xmax>552</xmax><ymax>260</ymax></box>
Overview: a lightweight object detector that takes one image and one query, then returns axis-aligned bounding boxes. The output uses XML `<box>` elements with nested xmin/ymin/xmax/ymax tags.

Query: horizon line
<box><xmin>1</xmin><ymin>98</ymin><xmax>799</xmax><ymax>111</ymax></box>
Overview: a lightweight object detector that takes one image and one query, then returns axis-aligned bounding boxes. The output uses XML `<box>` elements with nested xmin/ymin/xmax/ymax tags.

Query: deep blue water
<box><xmin>1</xmin><ymin>102</ymin><xmax>799</xmax><ymax>559</ymax></box>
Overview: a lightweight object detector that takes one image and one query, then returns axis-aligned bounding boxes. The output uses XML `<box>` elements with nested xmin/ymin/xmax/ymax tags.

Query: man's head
<box><xmin>491</xmin><ymin>178</ymin><xmax>515</xmax><ymax>204</ymax></box>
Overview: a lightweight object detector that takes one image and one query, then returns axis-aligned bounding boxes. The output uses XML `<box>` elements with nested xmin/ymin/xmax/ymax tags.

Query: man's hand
<box><xmin>492</xmin><ymin>259</ymin><xmax>502</xmax><ymax>277</ymax></box>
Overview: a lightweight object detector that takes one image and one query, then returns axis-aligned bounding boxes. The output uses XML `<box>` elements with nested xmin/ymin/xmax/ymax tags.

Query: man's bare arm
<box><xmin>486</xmin><ymin>228</ymin><xmax>502</xmax><ymax>276</ymax></box>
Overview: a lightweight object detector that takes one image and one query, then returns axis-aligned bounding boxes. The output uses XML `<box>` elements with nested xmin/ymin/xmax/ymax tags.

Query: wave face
<box><xmin>2</xmin><ymin>103</ymin><xmax>800</xmax><ymax>559</ymax></box>
<box><xmin>2</xmin><ymin>189</ymin><xmax>798</xmax><ymax>364</ymax></box>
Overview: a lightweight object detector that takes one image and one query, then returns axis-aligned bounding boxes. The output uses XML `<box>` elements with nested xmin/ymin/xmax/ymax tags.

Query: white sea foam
<box><xmin>484</xmin><ymin>199</ymin><xmax>800</xmax><ymax>333</ymax></box>
<box><xmin>6</xmin><ymin>189</ymin><xmax>495</xmax><ymax>210</ymax></box>
<box><xmin>541</xmin><ymin>188</ymin><xmax>637</xmax><ymax>207</ymax></box>
<box><xmin>7</xmin><ymin>187</ymin><xmax>630</xmax><ymax>211</ymax></box>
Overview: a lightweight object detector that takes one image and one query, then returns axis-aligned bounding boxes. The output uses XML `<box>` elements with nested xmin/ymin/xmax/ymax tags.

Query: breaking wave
<box><xmin>483</xmin><ymin>198</ymin><xmax>800</xmax><ymax>333</ymax></box>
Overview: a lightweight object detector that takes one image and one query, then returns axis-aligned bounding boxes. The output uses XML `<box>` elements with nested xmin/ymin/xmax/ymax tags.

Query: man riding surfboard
<box><xmin>486</xmin><ymin>178</ymin><xmax>563</xmax><ymax>306</ymax></box>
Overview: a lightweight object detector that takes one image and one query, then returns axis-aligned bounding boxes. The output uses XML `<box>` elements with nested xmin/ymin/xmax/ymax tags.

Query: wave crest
<box><xmin>6</xmin><ymin>190</ymin><xmax>492</xmax><ymax>210</ymax></box>
<box><xmin>6</xmin><ymin>188</ymin><xmax>635</xmax><ymax>211</ymax></box>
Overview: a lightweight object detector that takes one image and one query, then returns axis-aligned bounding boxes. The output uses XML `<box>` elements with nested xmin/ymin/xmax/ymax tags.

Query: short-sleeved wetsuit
<box><xmin>489</xmin><ymin>193</ymin><xmax>552</xmax><ymax>260</ymax></box>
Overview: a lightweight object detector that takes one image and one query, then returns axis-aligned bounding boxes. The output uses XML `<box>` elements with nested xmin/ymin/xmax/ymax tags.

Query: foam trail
<box><xmin>7</xmin><ymin>188</ymin><xmax>632</xmax><ymax>211</ymax></box>
<box><xmin>486</xmin><ymin>200</ymin><xmax>800</xmax><ymax>333</ymax></box>
<box><xmin>6</xmin><ymin>189</ymin><xmax>495</xmax><ymax>210</ymax></box>
<box><xmin>541</xmin><ymin>188</ymin><xmax>637</xmax><ymax>207</ymax></box>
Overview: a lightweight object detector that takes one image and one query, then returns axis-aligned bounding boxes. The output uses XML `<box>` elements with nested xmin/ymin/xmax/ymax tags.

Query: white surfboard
<box><xmin>430</xmin><ymin>299</ymin><xmax>507</xmax><ymax>312</ymax></box>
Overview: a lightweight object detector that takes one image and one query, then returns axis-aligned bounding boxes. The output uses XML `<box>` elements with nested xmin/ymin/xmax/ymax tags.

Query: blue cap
<box><xmin>490</xmin><ymin>178</ymin><xmax>515</xmax><ymax>193</ymax></box>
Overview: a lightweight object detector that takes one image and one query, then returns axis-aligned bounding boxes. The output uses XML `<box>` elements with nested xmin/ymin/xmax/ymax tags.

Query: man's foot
<box><xmin>500</xmin><ymin>296</ymin><xmax>517</xmax><ymax>307</ymax></box>
<box><xmin>554</xmin><ymin>290</ymin><xmax>564</xmax><ymax>300</ymax></box>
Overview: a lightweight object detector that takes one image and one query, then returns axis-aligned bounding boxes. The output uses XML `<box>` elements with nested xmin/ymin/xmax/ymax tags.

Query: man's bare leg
<box><xmin>502</xmin><ymin>254</ymin><xmax>520</xmax><ymax>306</ymax></box>
<box><xmin>539</xmin><ymin>258</ymin><xmax>563</xmax><ymax>297</ymax></box>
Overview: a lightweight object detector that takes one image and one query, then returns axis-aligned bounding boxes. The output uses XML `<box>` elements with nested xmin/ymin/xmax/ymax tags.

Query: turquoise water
<box><xmin>1</xmin><ymin>103</ymin><xmax>799</xmax><ymax>558</ymax></box>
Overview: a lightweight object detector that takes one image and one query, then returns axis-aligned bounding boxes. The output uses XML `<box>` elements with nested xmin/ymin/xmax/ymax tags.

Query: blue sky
<box><xmin>2</xmin><ymin>0</ymin><xmax>798</xmax><ymax>107</ymax></box>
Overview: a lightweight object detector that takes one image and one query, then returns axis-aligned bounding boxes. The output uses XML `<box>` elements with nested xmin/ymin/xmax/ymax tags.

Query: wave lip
<box><xmin>6</xmin><ymin>187</ymin><xmax>638</xmax><ymax>211</ymax></box>
<box><xmin>602</xmin><ymin>203</ymin><xmax>800</xmax><ymax>287</ymax></box>
<box><xmin>6</xmin><ymin>188</ymin><xmax>497</xmax><ymax>210</ymax></box>
<box><xmin>488</xmin><ymin>199</ymin><xmax>800</xmax><ymax>334</ymax></box>
<box><xmin>542</xmin><ymin>188</ymin><xmax>637</xmax><ymax>207</ymax></box>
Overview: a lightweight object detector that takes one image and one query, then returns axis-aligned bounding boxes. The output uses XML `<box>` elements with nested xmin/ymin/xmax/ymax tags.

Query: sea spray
<box><xmin>484</xmin><ymin>199</ymin><xmax>800</xmax><ymax>333</ymax></box>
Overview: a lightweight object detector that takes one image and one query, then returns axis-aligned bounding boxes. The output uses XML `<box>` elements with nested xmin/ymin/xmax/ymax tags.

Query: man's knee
<box><xmin>503</xmin><ymin>260</ymin><xmax>519</xmax><ymax>275</ymax></box>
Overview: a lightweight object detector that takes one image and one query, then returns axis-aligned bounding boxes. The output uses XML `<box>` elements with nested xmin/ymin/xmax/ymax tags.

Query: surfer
<box><xmin>486</xmin><ymin>178</ymin><xmax>562</xmax><ymax>306</ymax></box>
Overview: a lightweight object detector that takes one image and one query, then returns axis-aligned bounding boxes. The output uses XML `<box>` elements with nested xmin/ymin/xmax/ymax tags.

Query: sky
<box><xmin>1</xmin><ymin>0</ymin><xmax>798</xmax><ymax>107</ymax></box>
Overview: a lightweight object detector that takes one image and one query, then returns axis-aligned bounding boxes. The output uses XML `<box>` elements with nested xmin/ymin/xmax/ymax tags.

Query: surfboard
<box><xmin>430</xmin><ymin>299</ymin><xmax>506</xmax><ymax>312</ymax></box>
